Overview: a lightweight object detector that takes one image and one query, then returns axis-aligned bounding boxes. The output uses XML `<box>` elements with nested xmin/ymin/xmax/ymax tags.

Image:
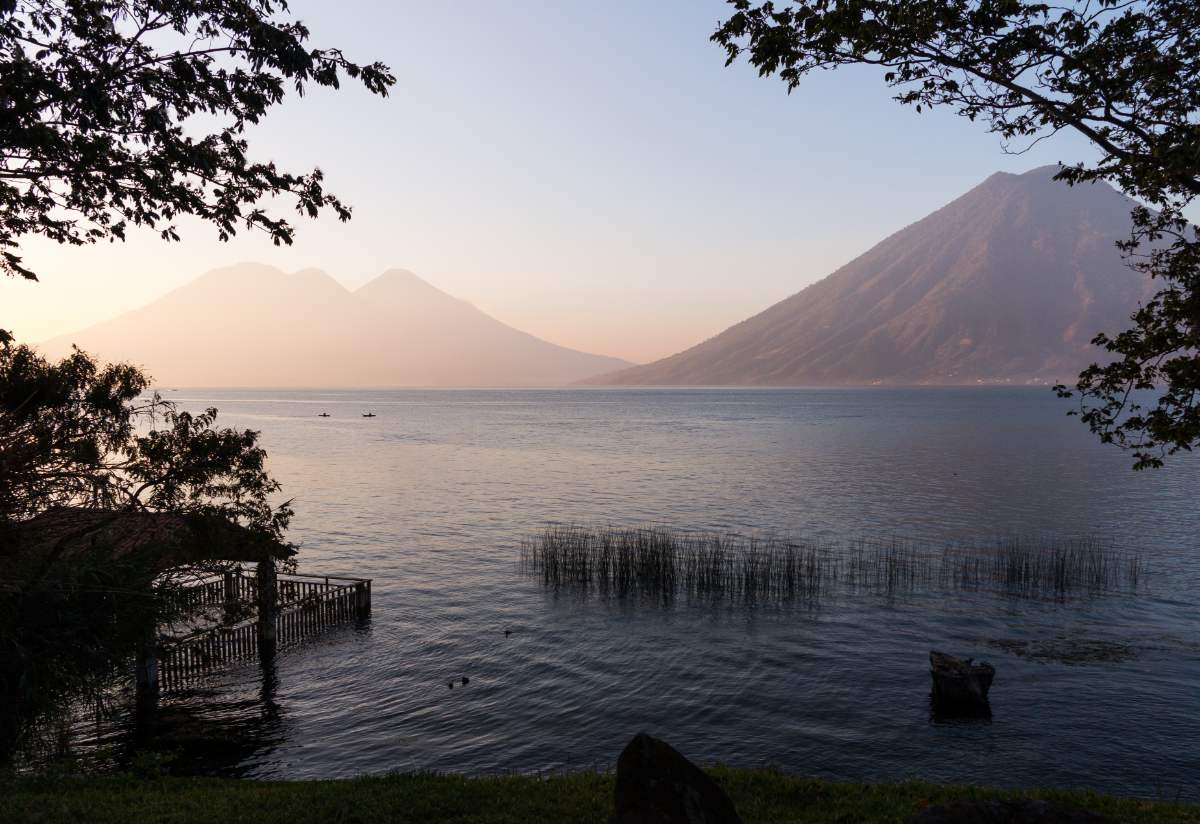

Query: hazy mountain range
<box><xmin>586</xmin><ymin>166</ymin><xmax>1152</xmax><ymax>386</ymax></box>
<box><xmin>43</xmin><ymin>166</ymin><xmax>1153</xmax><ymax>388</ymax></box>
<box><xmin>41</xmin><ymin>264</ymin><xmax>632</xmax><ymax>386</ymax></box>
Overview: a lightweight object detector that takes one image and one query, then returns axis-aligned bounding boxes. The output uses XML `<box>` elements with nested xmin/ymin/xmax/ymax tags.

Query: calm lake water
<box><xmin>80</xmin><ymin>388</ymin><xmax>1200</xmax><ymax>798</ymax></box>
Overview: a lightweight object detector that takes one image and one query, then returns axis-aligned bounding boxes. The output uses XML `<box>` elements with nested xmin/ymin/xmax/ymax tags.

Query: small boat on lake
<box><xmin>362</xmin><ymin>412</ymin><xmax>376</xmax><ymax>418</ymax></box>
<box><xmin>318</xmin><ymin>412</ymin><xmax>331</xmax><ymax>417</ymax></box>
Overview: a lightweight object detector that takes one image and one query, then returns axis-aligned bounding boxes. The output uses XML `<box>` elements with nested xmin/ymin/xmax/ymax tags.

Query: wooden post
<box><xmin>354</xmin><ymin>581</ymin><xmax>372</xmax><ymax>620</ymax></box>
<box><xmin>256</xmin><ymin>560</ymin><xmax>278</xmax><ymax>657</ymax></box>
<box><xmin>134</xmin><ymin>622</ymin><xmax>159</xmax><ymax>715</ymax></box>
<box><xmin>223</xmin><ymin>569</ymin><xmax>239</xmax><ymax>618</ymax></box>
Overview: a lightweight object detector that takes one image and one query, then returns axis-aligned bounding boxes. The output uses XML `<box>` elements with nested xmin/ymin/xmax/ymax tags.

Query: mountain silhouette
<box><xmin>585</xmin><ymin>166</ymin><xmax>1152</xmax><ymax>386</ymax></box>
<box><xmin>41</xmin><ymin>264</ymin><xmax>632</xmax><ymax>386</ymax></box>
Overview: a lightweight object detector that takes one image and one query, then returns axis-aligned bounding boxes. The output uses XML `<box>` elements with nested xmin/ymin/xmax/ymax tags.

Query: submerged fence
<box><xmin>157</xmin><ymin>572</ymin><xmax>371</xmax><ymax>694</ymax></box>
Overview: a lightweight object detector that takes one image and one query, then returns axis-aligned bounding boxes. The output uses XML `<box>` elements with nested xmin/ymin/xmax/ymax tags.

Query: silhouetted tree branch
<box><xmin>0</xmin><ymin>0</ymin><xmax>395</xmax><ymax>281</ymax></box>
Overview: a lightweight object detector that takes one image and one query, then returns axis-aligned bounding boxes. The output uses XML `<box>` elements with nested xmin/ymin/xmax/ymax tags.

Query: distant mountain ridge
<box><xmin>42</xmin><ymin>264</ymin><xmax>632</xmax><ymax>386</ymax></box>
<box><xmin>585</xmin><ymin>166</ymin><xmax>1152</xmax><ymax>386</ymax></box>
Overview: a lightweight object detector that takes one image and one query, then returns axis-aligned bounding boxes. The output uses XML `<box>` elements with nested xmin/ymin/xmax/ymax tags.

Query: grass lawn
<box><xmin>3</xmin><ymin>767</ymin><xmax>1198</xmax><ymax>823</ymax></box>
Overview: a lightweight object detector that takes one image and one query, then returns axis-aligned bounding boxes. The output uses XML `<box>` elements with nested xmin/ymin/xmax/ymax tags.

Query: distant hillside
<box><xmin>41</xmin><ymin>264</ymin><xmax>632</xmax><ymax>386</ymax></box>
<box><xmin>585</xmin><ymin>166</ymin><xmax>1151</xmax><ymax>386</ymax></box>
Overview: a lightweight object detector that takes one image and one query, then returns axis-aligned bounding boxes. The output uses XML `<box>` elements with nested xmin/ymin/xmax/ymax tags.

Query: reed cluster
<box><xmin>520</xmin><ymin>526</ymin><xmax>1145</xmax><ymax>604</ymax></box>
<box><xmin>939</xmin><ymin>536</ymin><xmax>1145</xmax><ymax>597</ymax></box>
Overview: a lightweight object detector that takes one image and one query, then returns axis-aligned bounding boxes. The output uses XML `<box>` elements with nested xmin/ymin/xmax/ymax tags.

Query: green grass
<box><xmin>2</xmin><ymin>768</ymin><xmax>1198</xmax><ymax>823</ymax></box>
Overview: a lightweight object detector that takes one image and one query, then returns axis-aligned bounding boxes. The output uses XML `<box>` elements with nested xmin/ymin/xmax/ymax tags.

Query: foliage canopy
<box><xmin>0</xmin><ymin>339</ymin><xmax>292</xmax><ymax>754</ymax></box>
<box><xmin>0</xmin><ymin>339</ymin><xmax>291</xmax><ymax>540</ymax></box>
<box><xmin>714</xmin><ymin>0</ymin><xmax>1200</xmax><ymax>468</ymax></box>
<box><xmin>0</xmin><ymin>0</ymin><xmax>394</xmax><ymax>281</ymax></box>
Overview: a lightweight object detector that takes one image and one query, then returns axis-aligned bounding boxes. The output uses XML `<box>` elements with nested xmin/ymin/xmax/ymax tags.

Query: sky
<box><xmin>5</xmin><ymin>0</ymin><xmax>1107</xmax><ymax>364</ymax></box>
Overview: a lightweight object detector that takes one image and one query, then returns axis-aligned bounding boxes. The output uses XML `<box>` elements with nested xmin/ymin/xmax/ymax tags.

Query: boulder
<box><xmin>930</xmin><ymin>650</ymin><xmax>995</xmax><ymax>705</ymax></box>
<box><xmin>911</xmin><ymin>798</ymin><xmax>1111</xmax><ymax>823</ymax></box>
<box><xmin>613</xmin><ymin>732</ymin><xmax>742</xmax><ymax>824</ymax></box>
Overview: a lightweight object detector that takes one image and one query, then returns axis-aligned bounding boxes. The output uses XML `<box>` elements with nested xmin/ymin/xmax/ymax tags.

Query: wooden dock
<box><xmin>154</xmin><ymin>571</ymin><xmax>371</xmax><ymax>694</ymax></box>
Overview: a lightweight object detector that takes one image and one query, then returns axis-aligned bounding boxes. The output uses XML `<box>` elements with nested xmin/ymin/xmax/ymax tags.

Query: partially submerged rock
<box><xmin>930</xmin><ymin>650</ymin><xmax>995</xmax><ymax>705</ymax></box>
<box><xmin>911</xmin><ymin>798</ymin><xmax>1111</xmax><ymax>823</ymax></box>
<box><xmin>613</xmin><ymin>732</ymin><xmax>742</xmax><ymax>824</ymax></box>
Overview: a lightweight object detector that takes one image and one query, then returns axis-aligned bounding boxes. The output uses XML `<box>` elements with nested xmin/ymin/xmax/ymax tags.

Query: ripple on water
<box><xmin>66</xmin><ymin>388</ymin><xmax>1200</xmax><ymax>800</ymax></box>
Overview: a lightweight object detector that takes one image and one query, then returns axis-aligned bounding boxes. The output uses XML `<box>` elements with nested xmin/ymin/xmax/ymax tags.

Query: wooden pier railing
<box><xmin>157</xmin><ymin>572</ymin><xmax>371</xmax><ymax>694</ymax></box>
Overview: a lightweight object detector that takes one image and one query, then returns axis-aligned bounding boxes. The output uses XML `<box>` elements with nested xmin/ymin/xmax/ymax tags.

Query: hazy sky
<box><xmin>7</xmin><ymin>0</ymin><xmax>1108</xmax><ymax>363</ymax></box>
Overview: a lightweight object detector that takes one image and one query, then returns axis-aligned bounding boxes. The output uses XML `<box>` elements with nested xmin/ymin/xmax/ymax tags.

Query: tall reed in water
<box><xmin>520</xmin><ymin>526</ymin><xmax>1146</xmax><ymax>604</ymax></box>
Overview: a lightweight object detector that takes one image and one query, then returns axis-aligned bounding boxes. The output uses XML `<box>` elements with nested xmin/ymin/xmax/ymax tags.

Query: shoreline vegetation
<box><xmin>521</xmin><ymin>525</ymin><xmax>1146</xmax><ymax>604</ymax></box>
<box><xmin>3</xmin><ymin>768</ymin><xmax>1198</xmax><ymax>823</ymax></box>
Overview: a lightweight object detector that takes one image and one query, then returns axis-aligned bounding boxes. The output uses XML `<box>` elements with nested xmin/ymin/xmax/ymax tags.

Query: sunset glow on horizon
<box><xmin>3</xmin><ymin>0</ymin><xmax>1113</xmax><ymax>366</ymax></box>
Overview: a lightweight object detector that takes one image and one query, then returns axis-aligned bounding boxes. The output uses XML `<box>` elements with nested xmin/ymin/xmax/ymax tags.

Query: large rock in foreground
<box><xmin>911</xmin><ymin>798</ymin><xmax>1111</xmax><ymax>823</ymax></box>
<box><xmin>613</xmin><ymin>733</ymin><xmax>742</xmax><ymax>824</ymax></box>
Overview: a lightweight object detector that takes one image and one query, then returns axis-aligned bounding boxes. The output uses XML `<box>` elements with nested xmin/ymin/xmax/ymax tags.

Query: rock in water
<box><xmin>614</xmin><ymin>733</ymin><xmax>742</xmax><ymax>824</ymax></box>
<box><xmin>930</xmin><ymin>650</ymin><xmax>995</xmax><ymax>705</ymax></box>
<box><xmin>911</xmin><ymin>798</ymin><xmax>1111</xmax><ymax>823</ymax></box>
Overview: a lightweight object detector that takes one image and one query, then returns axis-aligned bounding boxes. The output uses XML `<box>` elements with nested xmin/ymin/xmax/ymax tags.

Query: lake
<box><xmin>76</xmin><ymin>388</ymin><xmax>1200</xmax><ymax>799</ymax></box>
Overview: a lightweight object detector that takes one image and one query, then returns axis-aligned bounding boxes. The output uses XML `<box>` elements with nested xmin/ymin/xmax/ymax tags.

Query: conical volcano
<box><xmin>587</xmin><ymin>166</ymin><xmax>1150</xmax><ymax>386</ymax></box>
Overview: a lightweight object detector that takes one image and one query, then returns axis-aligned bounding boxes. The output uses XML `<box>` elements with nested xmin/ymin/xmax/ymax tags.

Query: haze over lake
<box><xmin>42</xmin><ymin>167</ymin><xmax>1154</xmax><ymax>390</ymax></box>
<box><xmin>77</xmin><ymin>387</ymin><xmax>1200</xmax><ymax>799</ymax></box>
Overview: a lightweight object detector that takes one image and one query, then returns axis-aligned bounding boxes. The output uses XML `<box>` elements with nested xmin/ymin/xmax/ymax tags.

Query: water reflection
<box><xmin>109</xmin><ymin>654</ymin><xmax>285</xmax><ymax>777</ymax></box>
<box><xmin>929</xmin><ymin>700</ymin><xmax>993</xmax><ymax>726</ymax></box>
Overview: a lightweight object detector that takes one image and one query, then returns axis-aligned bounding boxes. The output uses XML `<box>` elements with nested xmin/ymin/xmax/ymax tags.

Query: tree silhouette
<box><xmin>714</xmin><ymin>0</ymin><xmax>1199</xmax><ymax>468</ymax></box>
<box><xmin>0</xmin><ymin>337</ymin><xmax>294</xmax><ymax>751</ymax></box>
<box><xmin>0</xmin><ymin>0</ymin><xmax>394</xmax><ymax>282</ymax></box>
